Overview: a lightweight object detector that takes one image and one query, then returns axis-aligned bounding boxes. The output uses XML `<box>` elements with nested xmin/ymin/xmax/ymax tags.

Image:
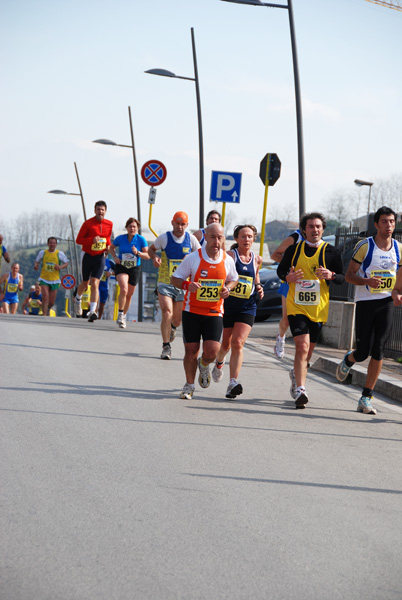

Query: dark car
<box><xmin>255</xmin><ymin>265</ymin><xmax>282</xmax><ymax>321</ymax></box>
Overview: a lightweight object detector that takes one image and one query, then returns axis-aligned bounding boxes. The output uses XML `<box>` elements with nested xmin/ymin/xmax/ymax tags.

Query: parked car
<box><xmin>255</xmin><ymin>265</ymin><xmax>282</xmax><ymax>321</ymax></box>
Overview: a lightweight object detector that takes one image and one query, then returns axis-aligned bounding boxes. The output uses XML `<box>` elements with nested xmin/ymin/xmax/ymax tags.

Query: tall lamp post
<box><xmin>48</xmin><ymin>162</ymin><xmax>87</xmax><ymax>220</ymax></box>
<box><xmin>220</xmin><ymin>0</ymin><xmax>306</xmax><ymax>218</ymax></box>
<box><xmin>145</xmin><ymin>27</ymin><xmax>205</xmax><ymax>228</ymax></box>
<box><xmin>93</xmin><ymin>106</ymin><xmax>143</xmax><ymax>321</ymax></box>
<box><xmin>354</xmin><ymin>179</ymin><xmax>374</xmax><ymax>232</ymax></box>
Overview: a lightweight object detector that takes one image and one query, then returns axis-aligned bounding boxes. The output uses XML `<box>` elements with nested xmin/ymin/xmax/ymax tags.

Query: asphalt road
<box><xmin>1</xmin><ymin>314</ymin><xmax>402</xmax><ymax>600</ymax></box>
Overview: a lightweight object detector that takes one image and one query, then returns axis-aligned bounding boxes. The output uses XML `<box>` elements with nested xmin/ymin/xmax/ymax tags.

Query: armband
<box><xmin>182</xmin><ymin>281</ymin><xmax>190</xmax><ymax>291</ymax></box>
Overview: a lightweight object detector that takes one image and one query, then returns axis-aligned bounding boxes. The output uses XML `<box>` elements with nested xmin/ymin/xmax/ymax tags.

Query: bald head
<box><xmin>204</xmin><ymin>223</ymin><xmax>225</xmax><ymax>256</ymax></box>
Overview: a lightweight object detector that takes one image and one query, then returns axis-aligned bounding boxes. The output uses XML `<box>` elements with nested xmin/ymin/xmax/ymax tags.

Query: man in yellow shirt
<box><xmin>34</xmin><ymin>237</ymin><xmax>69</xmax><ymax>316</ymax></box>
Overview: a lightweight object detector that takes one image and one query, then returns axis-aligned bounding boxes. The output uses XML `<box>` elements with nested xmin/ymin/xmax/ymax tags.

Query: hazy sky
<box><xmin>1</xmin><ymin>0</ymin><xmax>401</xmax><ymax>237</ymax></box>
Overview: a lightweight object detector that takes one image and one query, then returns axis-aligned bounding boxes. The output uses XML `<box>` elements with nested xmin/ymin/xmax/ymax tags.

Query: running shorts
<box><xmin>288</xmin><ymin>314</ymin><xmax>323</xmax><ymax>344</ymax></box>
<box><xmin>114</xmin><ymin>264</ymin><xmax>141</xmax><ymax>287</ymax></box>
<box><xmin>82</xmin><ymin>253</ymin><xmax>105</xmax><ymax>281</ymax></box>
<box><xmin>182</xmin><ymin>311</ymin><xmax>223</xmax><ymax>344</ymax></box>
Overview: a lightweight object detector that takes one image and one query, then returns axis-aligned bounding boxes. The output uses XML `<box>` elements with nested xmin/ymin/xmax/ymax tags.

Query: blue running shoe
<box><xmin>336</xmin><ymin>351</ymin><xmax>353</xmax><ymax>382</ymax></box>
<box><xmin>357</xmin><ymin>395</ymin><xmax>377</xmax><ymax>415</ymax></box>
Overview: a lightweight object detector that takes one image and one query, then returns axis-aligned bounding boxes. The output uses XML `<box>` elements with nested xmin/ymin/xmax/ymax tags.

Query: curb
<box><xmin>246</xmin><ymin>340</ymin><xmax>402</xmax><ymax>405</ymax></box>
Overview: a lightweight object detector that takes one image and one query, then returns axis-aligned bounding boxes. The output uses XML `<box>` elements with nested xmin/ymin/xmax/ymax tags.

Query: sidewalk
<box><xmin>246</xmin><ymin>331</ymin><xmax>402</xmax><ymax>404</ymax></box>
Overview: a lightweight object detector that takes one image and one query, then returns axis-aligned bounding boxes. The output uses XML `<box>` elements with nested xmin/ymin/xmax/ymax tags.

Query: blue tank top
<box><xmin>4</xmin><ymin>273</ymin><xmax>20</xmax><ymax>303</ymax></box>
<box><xmin>224</xmin><ymin>249</ymin><xmax>258</xmax><ymax>316</ymax></box>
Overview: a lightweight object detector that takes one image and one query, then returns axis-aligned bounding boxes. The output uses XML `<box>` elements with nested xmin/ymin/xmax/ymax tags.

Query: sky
<box><xmin>1</xmin><ymin>0</ymin><xmax>401</xmax><ymax>238</ymax></box>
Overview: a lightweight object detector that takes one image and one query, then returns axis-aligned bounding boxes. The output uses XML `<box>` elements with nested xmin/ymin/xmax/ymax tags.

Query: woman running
<box><xmin>109</xmin><ymin>218</ymin><xmax>149</xmax><ymax>328</ymax></box>
<box><xmin>212</xmin><ymin>225</ymin><xmax>264</xmax><ymax>399</ymax></box>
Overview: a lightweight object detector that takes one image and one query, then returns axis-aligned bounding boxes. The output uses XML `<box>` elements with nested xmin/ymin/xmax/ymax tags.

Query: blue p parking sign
<box><xmin>210</xmin><ymin>171</ymin><xmax>242</xmax><ymax>204</ymax></box>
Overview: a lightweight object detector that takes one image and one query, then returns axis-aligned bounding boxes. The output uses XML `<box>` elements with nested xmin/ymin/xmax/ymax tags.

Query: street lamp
<box><xmin>220</xmin><ymin>0</ymin><xmax>306</xmax><ymax>218</ymax></box>
<box><xmin>145</xmin><ymin>27</ymin><xmax>205</xmax><ymax>228</ymax></box>
<box><xmin>354</xmin><ymin>179</ymin><xmax>374</xmax><ymax>232</ymax></box>
<box><xmin>48</xmin><ymin>162</ymin><xmax>87</xmax><ymax>220</ymax></box>
<box><xmin>93</xmin><ymin>106</ymin><xmax>141</xmax><ymax>227</ymax></box>
<box><xmin>93</xmin><ymin>106</ymin><xmax>143</xmax><ymax>321</ymax></box>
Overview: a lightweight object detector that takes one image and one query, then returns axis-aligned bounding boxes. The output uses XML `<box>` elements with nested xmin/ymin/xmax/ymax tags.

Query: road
<box><xmin>1</xmin><ymin>314</ymin><xmax>402</xmax><ymax>600</ymax></box>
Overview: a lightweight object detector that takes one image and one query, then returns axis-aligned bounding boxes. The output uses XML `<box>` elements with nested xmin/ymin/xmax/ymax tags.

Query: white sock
<box><xmin>90</xmin><ymin>302</ymin><xmax>97</xmax><ymax>313</ymax></box>
<box><xmin>76</xmin><ymin>295</ymin><xmax>82</xmax><ymax>302</ymax></box>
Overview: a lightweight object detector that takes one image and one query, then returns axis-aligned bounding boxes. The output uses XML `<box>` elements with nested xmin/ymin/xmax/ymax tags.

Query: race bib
<box><xmin>31</xmin><ymin>299</ymin><xmax>40</xmax><ymax>308</ymax></box>
<box><xmin>7</xmin><ymin>283</ymin><xmax>18</xmax><ymax>293</ymax></box>
<box><xmin>370</xmin><ymin>270</ymin><xmax>395</xmax><ymax>293</ymax></box>
<box><xmin>121</xmin><ymin>253</ymin><xmax>137</xmax><ymax>269</ymax></box>
<box><xmin>101</xmin><ymin>272</ymin><xmax>107</xmax><ymax>282</ymax></box>
<box><xmin>230</xmin><ymin>275</ymin><xmax>253</xmax><ymax>299</ymax></box>
<box><xmin>91</xmin><ymin>237</ymin><xmax>107</xmax><ymax>251</ymax></box>
<box><xmin>169</xmin><ymin>259</ymin><xmax>183</xmax><ymax>277</ymax></box>
<box><xmin>45</xmin><ymin>262</ymin><xmax>56</xmax><ymax>272</ymax></box>
<box><xmin>196</xmin><ymin>279</ymin><xmax>223</xmax><ymax>302</ymax></box>
<box><xmin>295</xmin><ymin>280</ymin><xmax>320</xmax><ymax>305</ymax></box>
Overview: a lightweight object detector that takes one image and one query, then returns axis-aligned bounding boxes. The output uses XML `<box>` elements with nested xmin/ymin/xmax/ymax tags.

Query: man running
<box><xmin>336</xmin><ymin>206</ymin><xmax>402</xmax><ymax>415</ymax></box>
<box><xmin>34</xmin><ymin>237</ymin><xmax>69</xmax><ymax>316</ymax></box>
<box><xmin>0</xmin><ymin>262</ymin><xmax>23</xmax><ymax>314</ymax></box>
<box><xmin>0</xmin><ymin>234</ymin><xmax>10</xmax><ymax>265</ymax></box>
<box><xmin>193</xmin><ymin>210</ymin><xmax>221</xmax><ymax>246</ymax></box>
<box><xmin>75</xmin><ymin>201</ymin><xmax>113</xmax><ymax>322</ymax></box>
<box><xmin>148</xmin><ymin>211</ymin><xmax>200</xmax><ymax>359</ymax></box>
<box><xmin>22</xmin><ymin>282</ymin><xmax>42</xmax><ymax>315</ymax></box>
<box><xmin>277</xmin><ymin>212</ymin><xmax>344</xmax><ymax>409</ymax></box>
<box><xmin>171</xmin><ymin>223</ymin><xmax>238</xmax><ymax>400</ymax></box>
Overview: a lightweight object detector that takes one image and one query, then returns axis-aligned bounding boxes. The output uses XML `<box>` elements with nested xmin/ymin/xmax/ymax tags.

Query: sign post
<box><xmin>210</xmin><ymin>170</ymin><xmax>242</xmax><ymax>227</ymax></box>
<box><xmin>259</xmin><ymin>154</ymin><xmax>281</xmax><ymax>256</ymax></box>
<box><xmin>141</xmin><ymin>159</ymin><xmax>167</xmax><ymax>237</ymax></box>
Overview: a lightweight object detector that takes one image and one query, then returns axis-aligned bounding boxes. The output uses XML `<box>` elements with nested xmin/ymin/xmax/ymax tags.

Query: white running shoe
<box><xmin>225</xmin><ymin>380</ymin><xmax>243</xmax><ymax>400</ymax></box>
<box><xmin>75</xmin><ymin>299</ymin><xmax>82</xmax><ymax>317</ymax></box>
<box><xmin>295</xmin><ymin>387</ymin><xmax>309</xmax><ymax>409</ymax></box>
<box><xmin>119</xmin><ymin>314</ymin><xmax>126</xmax><ymax>329</ymax></box>
<box><xmin>161</xmin><ymin>345</ymin><xmax>171</xmax><ymax>360</ymax></box>
<box><xmin>212</xmin><ymin>359</ymin><xmax>225</xmax><ymax>383</ymax></box>
<box><xmin>289</xmin><ymin>368</ymin><xmax>297</xmax><ymax>400</ymax></box>
<box><xmin>274</xmin><ymin>334</ymin><xmax>285</xmax><ymax>358</ymax></box>
<box><xmin>117</xmin><ymin>312</ymin><xmax>124</xmax><ymax>326</ymax></box>
<box><xmin>198</xmin><ymin>358</ymin><xmax>211</xmax><ymax>389</ymax></box>
<box><xmin>87</xmin><ymin>311</ymin><xmax>98</xmax><ymax>322</ymax></box>
<box><xmin>179</xmin><ymin>383</ymin><xmax>194</xmax><ymax>400</ymax></box>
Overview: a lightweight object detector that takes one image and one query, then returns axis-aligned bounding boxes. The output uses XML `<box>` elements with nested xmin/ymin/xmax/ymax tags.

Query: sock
<box><xmin>76</xmin><ymin>295</ymin><xmax>82</xmax><ymax>302</ymax></box>
<box><xmin>345</xmin><ymin>354</ymin><xmax>354</xmax><ymax>368</ymax></box>
<box><xmin>362</xmin><ymin>387</ymin><xmax>373</xmax><ymax>398</ymax></box>
<box><xmin>229</xmin><ymin>378</ymin><xmax>238</xmax><ymax>385</ymax></box>
<box><xmin>171</xmin><ymin>324</ymin><xmax>177</xmax><ymax>330</ymax></box>
<box><xmin>163</xmin><ymin>342</ymin><xmax>171</xmax><ymax>348</ymax></box>
<box><xmin>278</xmin><ymin>334</ymin><xmax>285</xmax><ymax>340</ymax></box>
<box><xmin>186</xmin><ymin>382</ymin><xmax>195</xmax><ymax>389</ymax></box>
<box><xmin>90</xmin><ymin>302</ymin><xmax>97</xmax><ymax>313</ymax></box>
<box><xmin>216</xmin><ymin>360</ymin><xmax>225</xmax><ymax>368</ymax></box>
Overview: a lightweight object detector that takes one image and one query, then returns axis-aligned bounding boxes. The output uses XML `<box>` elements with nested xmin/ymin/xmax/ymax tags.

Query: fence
<box><xmin>330</xmin><ymin>226</ymin><xmax>402</xmax><ymax>358</ymax></box>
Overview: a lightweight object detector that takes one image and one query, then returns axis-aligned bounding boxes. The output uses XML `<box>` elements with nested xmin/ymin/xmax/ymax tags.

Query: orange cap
<box><xmin>172</xmin><ymin>211</ymin><xmax>188</xmax><ymax>224</ymax></box>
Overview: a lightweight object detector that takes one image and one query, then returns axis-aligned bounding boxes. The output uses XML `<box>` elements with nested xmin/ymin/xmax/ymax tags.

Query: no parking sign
<box><xmin>61</xmin><ymin>274</ymin><xmax>76</xmax><ymax>290</ymax></box>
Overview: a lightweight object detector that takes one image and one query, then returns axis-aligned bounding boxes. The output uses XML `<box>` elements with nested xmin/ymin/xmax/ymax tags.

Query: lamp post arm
<box><xmin>191</xmin><ymin>27</ymin><xmax>205</xmax><ymax>228</ymax></box>
<box><xmin>74</xmin><ymin>162</ymin><xmax>87</xmax><ymax>221</ymax></box>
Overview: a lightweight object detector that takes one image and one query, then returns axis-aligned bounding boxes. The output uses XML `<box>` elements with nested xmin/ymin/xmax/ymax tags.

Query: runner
<box><xmin>33</xmin><ymin>237</ymin><xmax>69</xmax><ymax>316</ymax></box>
<box><xmin>0</xmin><ymin>262</ymin><xmax>23</xmax><ymax>314</ymax></box>
<box><xmin>22</xmin><ymin>282</ymin><xmax>42</xmax><ymax>315</ymax></box>
<box><xmin>336</xmin><ymin>206</ymin><xmax>402</xmax><ymax>415</ymax></box>
<box><xmin>211</xmin><ymin>224</ymin><xmax>264</xmax><ymax>399</ymax></box>
<box><xmin>277</xmin><ymin>212</ymin><xmax>344</xmax><ymax>409</ymax></box>
<box><xmin>148</xmin><ymin>211</ymin><xmax>200</xmax><ymax>359</ymax></box>
<box><xmin>271</xmin><ymin>228</ymin><xmax>304</xmax><ymax>358</ymax></box>
<box><xmin>109</xmin><ymin>218</ymin><xmax>148</xmax><ymax>329</ymax></box>
<box><xmin>0</xmin><ymin>233</ymin><xmax>10</xmax><ymax>265</ymax></box>
<box><xmin>97</xmin><ymin>257</ymin><xmax>115</xmax><ymax>320</ymax></box>
<box><xmin>193</xmin><ymin>210</ymin><xmax>221</xmax><ymax>246</ymax></box>
<box><xmin>75</xmin><ymin>201</ymin><xmax>113</xmax><ymax>322</ymax></box>
<box><xmin>171</xmin><ymin>223</ymin><xmax>238</xmax><ymax>400</ymax></box>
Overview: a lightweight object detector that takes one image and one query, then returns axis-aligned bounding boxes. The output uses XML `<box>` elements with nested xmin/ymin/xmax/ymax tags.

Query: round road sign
<box><xmin>141</xmin><ymin>160</ymin><xmax>167</xmax><ymax>187</ymax></box>
<box><xmin>61</xmin><ymin>274</ymin><xmax>76</xmax><ymax>290</ymax></box>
